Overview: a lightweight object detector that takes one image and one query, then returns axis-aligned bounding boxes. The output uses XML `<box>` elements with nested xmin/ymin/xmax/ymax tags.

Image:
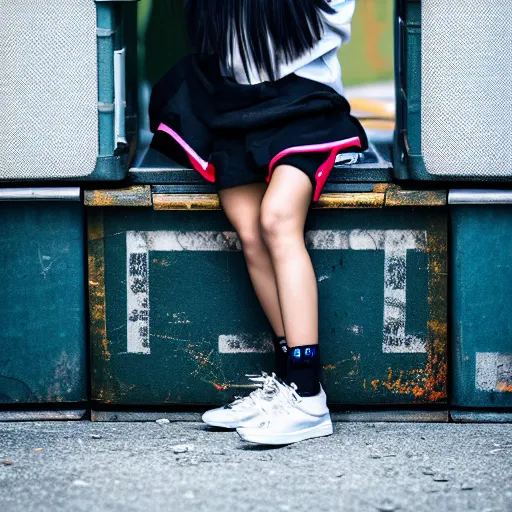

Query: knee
<box><xmin>260</xmin><ymin>204</ymin><xmax>293</xmax><ymax>248</ymax></box>
<box><xmin>237</xmin><ymin>226</ymin><xmax>265</xmax><ymax>260</ymax></box>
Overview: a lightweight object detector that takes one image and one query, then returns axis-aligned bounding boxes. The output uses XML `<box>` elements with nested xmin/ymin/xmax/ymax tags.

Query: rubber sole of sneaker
<box><xmin>201</xmin><ymin>417</ymin><xmax>238</xmax><ymax>429</ymax></box>
<box><xmin>236</xmin><ymin>419</ymin><xmax>333</xmax><ymax>445</ymax></box>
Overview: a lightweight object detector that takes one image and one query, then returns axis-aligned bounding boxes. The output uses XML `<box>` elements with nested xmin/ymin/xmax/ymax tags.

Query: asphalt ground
<box><xmin>1</xmin><ymin>421</ymin><xmax>511</xmax><ymax>512</ymax></box>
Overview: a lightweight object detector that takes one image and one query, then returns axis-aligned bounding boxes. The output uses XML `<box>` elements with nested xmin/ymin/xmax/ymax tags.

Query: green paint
<box><xmin>338</xmin><ymin>0</ymin><xmax>394</xmax><ymax>87</ymax></box>
<box><xmin>0</xmin><ymin>202</ymin><xmax>87</xmax><ymax>404</ymax></box>
<box><xmin>92</xmin><ymin>207</ymin><xmax>446</xmax><ymax>406</ymax></box>
<box><xmin>451</xmin><ymin>206</ymin><xmax>512</xmax><ymax>408</ymax></box>
<box><xmin>136</xmin><ymin>0</ymin><xmax>394</xmax><ymax>88</ymax></box>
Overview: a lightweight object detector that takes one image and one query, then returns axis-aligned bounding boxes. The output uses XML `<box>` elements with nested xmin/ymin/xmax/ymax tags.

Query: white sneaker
<box><xmin>201</xmin><ymin>373</ymin><xmax>285</xmax><ymax>429</ymax></box>
<box><xmin>236</xmin><ymin>382</ymin><xmax>333</xmax><ymax>445</ymax></box>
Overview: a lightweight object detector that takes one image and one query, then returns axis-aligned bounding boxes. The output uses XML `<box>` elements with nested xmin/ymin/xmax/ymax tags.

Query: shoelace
<box><xmin>228</xmin><ymin>372</ymin><xmax>280</xmax><ymax>409</ymax></box>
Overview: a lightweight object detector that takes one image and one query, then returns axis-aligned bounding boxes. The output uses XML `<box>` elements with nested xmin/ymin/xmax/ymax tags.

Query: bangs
<box><xmin>184</xmin><ymin>0</ymin><xmax>335</xmax><ymax>81</ymax></box>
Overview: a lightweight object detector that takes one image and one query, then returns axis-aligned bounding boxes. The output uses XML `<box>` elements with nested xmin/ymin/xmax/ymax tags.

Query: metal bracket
<box><xmin>114</xmin><ymin>48</ymin><xmax>127</xmax><ymax>146</ymax></box>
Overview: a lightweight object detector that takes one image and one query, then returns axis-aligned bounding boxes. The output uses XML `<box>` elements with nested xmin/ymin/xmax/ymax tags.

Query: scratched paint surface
<box><xmin>92</xmin><ymin>207</ymin><xmax>447</xmax><ymax>405</ymax></box>
<box><xmin>0</xmin><ymin>202</ymin><xmax>87</xmax><ymax>404</ymax></box>
<box><xmin>451</xmin><ymin>206</ymin><xmax>512</xmax><ymax>408</ymax></box>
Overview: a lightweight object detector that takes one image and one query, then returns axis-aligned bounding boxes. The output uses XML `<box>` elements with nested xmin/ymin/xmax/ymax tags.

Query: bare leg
<box><xmin>219</xmin><ymin>183</ymin><xmax>285</xmax><ymax>337</ymax></box>
<box><xmin>260</xmin><ymin>165</ymin><xmax>317</xmax><ymax>347</ymax></box>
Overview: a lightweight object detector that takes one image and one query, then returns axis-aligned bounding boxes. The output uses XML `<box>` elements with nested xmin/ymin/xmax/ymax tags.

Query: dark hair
<box><xmin>184</xmin><ymin>0</ymin><xmax>335</xmax><ymax>81</ymax></box>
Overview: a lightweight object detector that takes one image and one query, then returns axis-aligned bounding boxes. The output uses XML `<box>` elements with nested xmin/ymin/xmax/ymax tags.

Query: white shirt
<box><xmin>221</xmin><ymin>0</ymin><xmax>355</xmax><ymax>95</ymax></box>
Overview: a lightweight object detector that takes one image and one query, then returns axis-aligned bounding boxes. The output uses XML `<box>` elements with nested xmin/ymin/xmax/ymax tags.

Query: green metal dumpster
<box><xmin>0</xmin><ymin>188</ymin><xmax>87</xmax><ymax>406</ymax></box>
<box><xmin>393</xmin><ymin>0</ymin><xmax>512</xmax><ymax>181</ymax></box>
<box><xmin>450</xmin><ymin>190</ymin><xmax>512</xmax><ymax>415</ymax></box>
<box><xmin>87</xmin><ymin>185</ymin><xmax>447</xmax><ymax>410</ymax></box>
<box><xmin>0</xmin><ymin>0</ymin><xmax>139</xmax><ymax>182</ymax></box>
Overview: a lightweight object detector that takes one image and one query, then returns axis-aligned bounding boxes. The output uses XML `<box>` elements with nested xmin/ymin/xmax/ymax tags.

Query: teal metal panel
<box><xmin>394</xmin><ymin>0</ymin><xmax>429</xmax><ymax>181</ymax></box>
<box><xmin>0</xmin><ymin>202</ymin><xmax>87</xmax><ymax>404</ymax></box>
<box><xmin>451</xmin><ymin>206</ymin><xmax>512</xmax><ymax>408</ymax></box>
<box><xmin>89</xmin><ymin>207</ymin><xmax>447</xmax><ymax>406</ymax></box>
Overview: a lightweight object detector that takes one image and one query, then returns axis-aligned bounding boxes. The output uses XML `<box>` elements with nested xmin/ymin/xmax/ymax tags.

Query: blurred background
<box><xmin>135</xmin><ymin>0</ymin><xmax>395</xmax><ymax>148</ymax></box>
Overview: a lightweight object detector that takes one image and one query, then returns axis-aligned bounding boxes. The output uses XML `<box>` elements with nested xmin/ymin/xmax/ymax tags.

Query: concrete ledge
<box><xmin>0</xmin><ymin>410</ymin><xmax>87</xmax><ymax>422</ymax></box>
<box><xmin>450</xmin><ymin>411</ymin><xmax>512</xmax><ymax>423</ymax></box>
<box><xmin>91</xmin><ymin>410</ymin><xmax>449</xmax><ymax>423</ymax></box>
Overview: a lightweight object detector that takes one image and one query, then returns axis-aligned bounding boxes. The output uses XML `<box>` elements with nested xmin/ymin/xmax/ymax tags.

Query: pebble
<box><xmin>173</xmin><ymin>444</ymin><xmax>194</xmax><ymax>454</ymax></box>
<box><xmin>433</xmin><ymin>475</ymin><xmax>450</xmax><ymax>482</ymax></box>
<box><xmin>156</xmin><ymin>418</ymin><xmax>170</xmax><ymax>425</ymax></box>
<box><xmin>370</xmin><ymin>453</ymin><xmax>382</xmax><ymax>459</ymax></box>
<box><xmin>34</xmin><ymin>448</ymin><xmax>44</xmax><ymax>453</ymax></box>
<box><xmin>72</xmin><ymin>480</ymin><xmax>90</xmax><ymax>487</ymax></box>
<box><xmin>461</xmin><ymin>483</ymin><xmax>474</xmax><ymax>491</ymax></box>
<box><xmin>0</xmin><ymin>459</ymin><xmax>14</xmax><ymax>466</ymax></box>
<box><xmin>422</xmin><ymin>467</ymin><xmax>435</xmax><ymax>475</ymax></box>
<box><xmin>375</xmin><ymin>499</ymin><xmax>398</xmax><ymax>511</ymax></box>
<box><xmin>91</xmin><ymin>434</ymin><xmax>102</xmax><ymax>439</ymax></box>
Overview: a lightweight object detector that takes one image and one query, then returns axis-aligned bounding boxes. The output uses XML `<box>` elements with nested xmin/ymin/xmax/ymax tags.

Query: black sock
<box><xmin>285</xmin><ymin>344</ymin><xmax>321</xmax><ymax>397</ymax></box>
<box><xmin>271</xmin><ymin>333</ymin><xmax>288</xmax><ymax>380</ymax></box>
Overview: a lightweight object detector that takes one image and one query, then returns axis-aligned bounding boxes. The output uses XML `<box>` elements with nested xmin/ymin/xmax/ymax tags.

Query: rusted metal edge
<box><xmin>424</xmin><ymin>215</ymin><xmax>449</xmax><ymax>402</ymax></box>
<box><xmin>313</xmin><ymin>192</ymin><xmax>385</xmax><ymax>208</ymax></box>
<box><xmin>153</xmin><ymin>192</ymin><xmax>386</xmax><ymax>210</ymax></box>
<box><xmin>385</xmin><ymin>184</ymin><xmax>447</xmax><ymax>207</ymax></box>
<box><xmin>87</xmin><ymin>209</ymin><xmax>117</xmax><ymax>404</ymax></box>
<box><xmin>153</xmin><ymin>193</ymin><xmax>221</xmax><ymax>210</ymax></box>
<box><xmin>0</xmin><ymin>410</ymin><xmax>87</xmax><ymax>422</ymax></box>
<box><xmin>84</xmin><ymin>185</ymin><xmax>152</xmax><ymax>207</ymax></box>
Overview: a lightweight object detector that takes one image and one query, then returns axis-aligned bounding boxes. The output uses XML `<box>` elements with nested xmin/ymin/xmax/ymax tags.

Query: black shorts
<box><xmin>149</xmin><ymin>54</ymin><xmax>368</xmax><ymax>199</ymax></box>
<box><xmin>209</xmin><ymin>133</ymin><xmax>328</xmax><ymax>191</ymax></box>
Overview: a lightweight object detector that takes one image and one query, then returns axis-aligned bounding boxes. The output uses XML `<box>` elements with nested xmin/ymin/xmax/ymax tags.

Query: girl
<box><xmin>149</xmin><ymin>0</ymin><xmax>367</xmax><ymax>445</ymax></box>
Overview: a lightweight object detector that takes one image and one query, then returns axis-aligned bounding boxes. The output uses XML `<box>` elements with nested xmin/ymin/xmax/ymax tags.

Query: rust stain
<box><xmin>373</xmin><ymin>183</ymin><xmax>389</xmax><ymax>193</ymax></box>
<box><xmin>323</xmin><ymin>364</ymin><xmax>336</xmax><ymax>371</ymax></box>
<box><xmin>314</xmin><ymin>192</ymin><xmax>385</xmax><ymax>209</ymax></box>
<box><xmin>153</xmin><ymin>194</ymin><xmax>221</xmax><ymax>211</ymax></box>
<box><xmin>365</xmin><ymin>215</ymin><xmax>448</xmax><ymax>403</ymax></box>
<box><xmin>153</xmin><ymin>258</ymin><xmax>170</xmax><ymax>266</ymax></box>
<box><xmin>152</xmin><ymin>191</ymin><xmax>399</xmax><ymax>211</ymax></box>
<box><xmin>384</xmin><ymin>184</ymin><xmax>447</xmax><ymax>207</ymax></box>
<box><xmin>497</xmin><ymin>382</ymin><xmax>512</xmax><ymax>392</ymax></box>
<box><xmin>84</xmin><ymin>186</ymin><xmax>152</xmax><ymax>207</ymax></box>
<box><xmin>87</xmin><ymin>217</ymin><xmax>111</xmax><ymax>362</ymax></box>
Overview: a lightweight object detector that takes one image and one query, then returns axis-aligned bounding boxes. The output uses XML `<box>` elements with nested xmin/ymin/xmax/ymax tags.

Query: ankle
<box><xmin>285</xmin><ymin>344</ymin><xmax>321</xmax><ymax>397</ymax></box>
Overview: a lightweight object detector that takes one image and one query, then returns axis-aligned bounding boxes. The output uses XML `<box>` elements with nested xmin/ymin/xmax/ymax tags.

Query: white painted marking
<box><xmin>125</xmin><ymin>229</ymin><xmax>428</xmax><ymax>354</ymax></box>
<box><xmin>307</xmin><ymin>229</ymin><xmax>427</xmax><ymax>353</ymax></box>
<box><xmin>382</xmin><ymin>231</ymin><xmax>427</xmax><ymax>353</ymax></box>
<box><xmin>218</xmin><ymin>334</ymin><xmax>274</xmax><ymax>354</ymax></box>
<box><xmin>146</xmin><ymin>230</ymin><xmax>241</xmax><ymax>252</ymax></box>
<box><xmin>476</xmin><ymin>352</ymin><xmax>512</xmax><ymax>392</ymax></box>
<box><xmin>126</xmin><ymin>231</ymin><xmax>150</xmax><ymax>354</ymax></box>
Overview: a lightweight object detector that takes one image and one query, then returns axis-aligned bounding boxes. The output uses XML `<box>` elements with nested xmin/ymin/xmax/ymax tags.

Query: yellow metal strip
<box><xmin>385</xmin><ymin>184</ymin><xmax>447</xmax><ymax>207</ymax></box>
<box><xmin>313</xmin><ymin>192</ymin><xmax>385</xmax><ymax>209</ymax></box>
<box><xmin>153</xmin><ymin>194</ymin><xmax>221</xmax><ymax>211</ymax></box>
<box><xmin>153</xmin><ymin>192</ymin><xmax>385</xmax><ymax>210</ymax></box>
<box><xmin>84</xmin><ymin>185</ymin><xmax>152</xmax><ymax>207</ymax></box>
